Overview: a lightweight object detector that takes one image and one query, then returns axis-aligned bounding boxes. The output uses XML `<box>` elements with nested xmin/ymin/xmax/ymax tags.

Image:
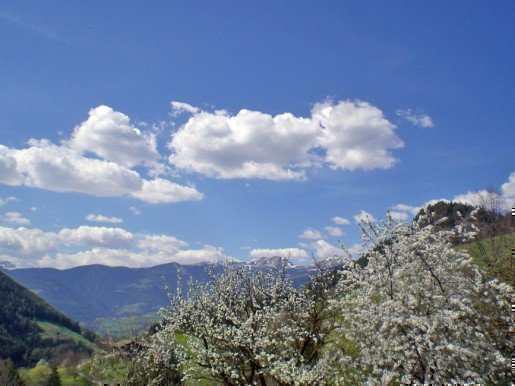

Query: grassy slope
<box><xmin>458</xmin><ymin>231</ymin><xmax>514</xmax><ymax>285</ymax></box>
<box><xmin>37</xmin><ymin>321</ymin><xmax>97</xmax><ymax>350</ymax></box>
<box><xmin>95</xmin><ymin>313</ymin><xmax>161</xmax><ymax>338</ymax></box>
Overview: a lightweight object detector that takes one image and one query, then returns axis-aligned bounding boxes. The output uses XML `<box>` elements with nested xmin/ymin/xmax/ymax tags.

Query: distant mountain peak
<box><xmin>316</xmin><ymin>255</ymin><xmax>348</xmax><ymax>269</ymax></box>
<box><xmin>0</xmin><ymin>260</ymin><xmax>16</xmax><ymax>270</ymax></box>
<box><xmin>248</xmin><ymin>255</ymin><xmax>295</xmax><ymax>269</ymax></box>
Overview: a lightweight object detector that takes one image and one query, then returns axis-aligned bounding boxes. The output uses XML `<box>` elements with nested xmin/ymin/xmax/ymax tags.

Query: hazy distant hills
<box><xmin>4</xmin><ymin>258</ymin><xmax>326</xmax><ymax>330</ymax></box>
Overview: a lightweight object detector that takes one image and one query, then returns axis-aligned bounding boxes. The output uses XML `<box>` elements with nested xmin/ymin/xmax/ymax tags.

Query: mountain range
<box><xmin>3</xmin><ymin>257</ymin><xmax>334</xmax><ymax>331</ymax></box>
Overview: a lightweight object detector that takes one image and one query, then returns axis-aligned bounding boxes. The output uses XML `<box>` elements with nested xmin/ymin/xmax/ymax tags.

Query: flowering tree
<box><xmin>132</xmin><ymin>207</ymin><xmax>512</xmax><ymax>384</ymax></box>
<box><xmin>338</xmin><ymin>210</ymin><xmax>513</xmax><ymax>384</ymax></box>
<box><xmin>147</xmin><ymin>261</ymin><xmax>346</xmax><ymax>385</ymax></box>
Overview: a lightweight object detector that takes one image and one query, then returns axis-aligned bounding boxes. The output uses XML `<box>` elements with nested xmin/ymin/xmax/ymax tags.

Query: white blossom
<box><xmin>337</xmin><ymin>211</ymin><xmax>512</xmax><ymax>384</ymax></box>
<box><xmin>148</xmin><ymin>260</ymin><xmax>346</xmax><ymax>385</ymax></box>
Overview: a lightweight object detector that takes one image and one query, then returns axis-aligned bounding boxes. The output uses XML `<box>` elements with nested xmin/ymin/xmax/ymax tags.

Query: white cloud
<box><xmin>0</xmin><ymin>196</ymin><xmax>16</xmax><ymax>207</ymax></box>
<box><xmin>314</xmin><ymin>100</ymin><xmax>404</xmax><ymax>170</ymax></box>
<box><xmin>169</xmin><ymin>108</ymin><xmax>317</xmax><ymax>181</ymax></box>
<box><xmin>3</xmin><ymin>212</ymin><xmax>30</xmax><ymax>225</ymax></box>
<box><xmin>59</xmin><ymin>226</ymin><xmax>134</xmax><ymax>248</ymax></box>
<box><xmin>453</xmin><ymin>191</ymin><xmax>486</xmax><ymax>207</ymax></box>
<box><xmin>331</xmin><ymin>216</ymin><xmax>350</xmax><ymax>225</ymax></box>
<box><xmin>0</xmin><ymin>224</ymin><xmax>230</xmax><ymax>269</ymax></box>
<box><xmin>171</xmin><ymin>245</ymin><xmax>230</xmax><ymax>265</ymax></box>
<box><xmin>49</xmin><ymin>248</ymin><xmax>146</xmax><ymax>268</ymax></box>
<box><xmin>6</xmin><ymin>140</ymin><xmax>142</xmax><ymax>196</ymax></box>
<box><xmin>324</xmin><ymin>226</ymin><xmax>343</xmax><ymax>237</ymax></box>
<box><xmin>299</xmin><ymin>228</ymin><xmax>323</xmax><ymax>240</ymax></box>
<box><xmin>69</xmin><ymin>105</ymin><xmax>159</xmax><ymax>168</ymax></box>
<box><xmin>138</xmin><ymin>234</ymin><xmax>189</xmax><ymax>252</ymax></box>
<box><xmin>501</xmin><ymin>172</ymin><xmax>515</xmax><ymax>205</ymax></box>
<box><xmin>168</xmin><ymin>100</ymin><xmax>403</xmax><ymax>180</ymax></box>
<box><xmin>129</xmin><ymin>206</ymin><xmax>141</xmax><ymax>215</ymax></box>
<box><xmin>250</xmin><ymin>248</ymin><xmax>310</xmax><ymax>264</ymax></box>
<box><xmin>86</xmin><ymin>214</ymin><xmax>123</xmax><ymax>224</ymax></box>
<box><xmin>0</xmin><ymin>107</ymin><xmax>204</xmax><ymax>205</ymax></box>
<box><xmin>396</xmin><ymin>109</ymin><xmax>434</xmax><ymax>128</ymax></box>
<box><xmin>347</xmin><ymin>243</ymin><xmax>364</xmax><ymax>256</ymax></box>
<box><xmin>0</xmin><ymin>11</ymin><xmax>70</xmax><ymax>45</ymax></box>
<box><xmin>453</xmin><ymin>189</ymin><xmax>511</xmax><ymax>211</ymax></box>
<box><xmin>403</xmin><ymin>172</ymin><xmax>515</xmax><ymax>217</ymax></box>
<box><xmin>0</xmin><ymin>145</ymin><xmax>22</xmax><ymax>185</ymax></box>
<box><xmin>312</xmin><ymin>240</ymin><xmax>342</xmax><ymax>260</ymax></box>
<box><xmin>388</xmin><ymin>211</ymin><xmax>409</xmax><ymax>221</ymax></box>
<box><xmin>48</xmin><ymin>244</ymin><xmax>229</xmax><ymax>269</ymax></box>
<box><xmin>131</xmin><ymin>178</ymin><xmax>204</xmax><ymax>204</ymax></box>
<box><xmin>171</xmin><ymin>101</ymin><xmax>200</xmax><ymax>116</ymax></box>
<box><xmin>353</xmin><ymin>210</ymin><xmax>376</xmax><ymax>223</ymax></box>
<box><xmin>391</xmin><ymin>204</ymin><xmax>420</xmax><ymax>215</ymax></box>
<box><xmin>0</xmin><ymin>226</ymin><xmax>58</xmax><ymax>265</ymax></box>
<box><xmin>418</xmin><ymin>169</ymin><xmax>515</xmax><ymax>212</ymax></box>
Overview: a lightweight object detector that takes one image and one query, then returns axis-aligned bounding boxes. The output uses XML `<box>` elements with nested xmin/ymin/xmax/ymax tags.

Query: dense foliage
<box><xmin>0</xmin><ymin>359</ymin><xmax>25</xmax><ymax>385</ymax></box>
<box><xmin>0</xmin><ymin>271</ymin><xmax>96</xmax><ymax>367</ymax></box>
<box><xmin>45</xmin><ymin>367</ymin><xmax>62</xmax><ymax>386</ymax></box>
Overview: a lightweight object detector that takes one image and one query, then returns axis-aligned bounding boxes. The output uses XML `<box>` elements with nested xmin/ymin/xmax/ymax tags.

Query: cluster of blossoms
<box><xmin>133</xmin><ymin>209</ymin><xmax>512</xmax><ymax>385</ymax></box>
<box><xmin>338</xmin><ymin>210</ymin><xmax>512</xmax><ymax>384</ymax></box>
<box><xmin>142</xmin><ymin>261</ymin><xmax>346</xmax><ymax>385</ymax></box>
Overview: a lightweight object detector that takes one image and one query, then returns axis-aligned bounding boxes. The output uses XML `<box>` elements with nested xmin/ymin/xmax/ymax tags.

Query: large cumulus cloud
<box><xmin>168</xmin><ymin>100</ymin><xmax>403</xmax><ymax>180</ymax></box>
<box><xmin>0</xmin><ymin>107</ymin><xmax>203</xmax><ymax>204</ymax></box>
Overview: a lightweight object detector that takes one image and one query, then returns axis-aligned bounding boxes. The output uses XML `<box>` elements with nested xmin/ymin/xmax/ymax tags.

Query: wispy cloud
<box><xmin>3</xmin><ymin>211</ymin><xmax>30</xmax><ymax>225</ymax></box>
<box><xmin>0</xmin><ymin>196</ymin><xmax>16</xmax><ymax>207</ymax></box>
<box><xmin>396</xmin><ymin>109</ymin><xmax>434</xmax><ymax>128</ymax></box>
<box><xmin>129</xmin><ymin>206</ymin><xmax>141</xmax><ymax>215</ymax></box>
<box><xmin>86</xmin><ymin>214</ymin><xmax>123</xmax><ymax>224</ymax></box>
<box><xmin>0</xmin><ymin>11</ymin><xmax>71</xmax><ymax>45</ymax></box>
<box><xmin>299</xmin><ymin>228</ymin><xmax>323</xmax><ymax>240</ymax></box>
<box><xmin>324</xmin><ymin>226</ymin><xmax>343</xmax><ymax>237</ymax></box>
<box><xmin>331</xmin><ymin>216</ymin><xmax>350</xmax><ymax>226</ymax></box>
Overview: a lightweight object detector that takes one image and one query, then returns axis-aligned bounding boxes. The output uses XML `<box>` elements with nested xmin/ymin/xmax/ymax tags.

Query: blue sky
<box><xmin>0</xmin><ymin>1</ymin><xmax>514</xmax><ymax>268</ymax></box>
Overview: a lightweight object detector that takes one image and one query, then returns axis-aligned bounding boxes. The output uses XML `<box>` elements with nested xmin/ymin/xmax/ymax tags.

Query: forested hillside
<box><xmin>0</xmin><ymin>271</ymin><xmax>96</xmax><ymax>367</ymax></box>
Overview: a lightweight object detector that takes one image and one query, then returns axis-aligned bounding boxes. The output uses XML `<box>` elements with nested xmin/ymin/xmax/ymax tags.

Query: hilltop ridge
<box><xmin>4</xmin><ymin>258</ymin><xmax>341</xmax><ymax>330</ymax></box>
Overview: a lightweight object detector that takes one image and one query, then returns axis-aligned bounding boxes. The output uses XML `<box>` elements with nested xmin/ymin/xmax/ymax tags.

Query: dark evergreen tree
<box><xmin>45</xmin><ymin>367</ymin><xmax>61</xmax><ymax>386</ymax></box>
